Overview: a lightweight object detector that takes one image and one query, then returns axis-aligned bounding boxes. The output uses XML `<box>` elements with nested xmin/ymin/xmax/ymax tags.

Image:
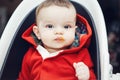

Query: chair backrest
<box><xmin>0</xmin><ymin>9</ymin><xmax>36</xmax><ymax>80</ymax></box>
<box><xmin>72</xmin><ymin>1</ymin><xmax>101</xmax><ymax>79</ymax></box>
<box><xmin>0</xmin><ymin>0</ymin><xmax>108</xmax><ymax>80</ymax></box>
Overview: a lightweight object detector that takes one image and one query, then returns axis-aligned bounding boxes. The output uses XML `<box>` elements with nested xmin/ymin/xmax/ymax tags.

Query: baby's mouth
<box><xmin>55</xmin><ymin>37</ymin><xmax>65</xmax><ymax>42</ymax></box>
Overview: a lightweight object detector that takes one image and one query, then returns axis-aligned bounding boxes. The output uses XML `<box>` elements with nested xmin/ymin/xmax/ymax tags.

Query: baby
<box><xmin>18</xmin><ymin>0</ymin><xmax>96</xmax><ymax>80</ymax></box>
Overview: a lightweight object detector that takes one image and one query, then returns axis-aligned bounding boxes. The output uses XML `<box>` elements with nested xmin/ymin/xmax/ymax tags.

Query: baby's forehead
<box><xmin>43</xmin><ymin>5</ymin><xmax>75</xmax><ymax>11</ymax></box>
<box><xmin>36</xmin><ymin>5</ymin><xmax>76</xmax><ymax>25</ymax></box>
<box><xmin>37</xmin><ymin>3</ymin><xmax>76</xmax><ymax>15</ymax></box>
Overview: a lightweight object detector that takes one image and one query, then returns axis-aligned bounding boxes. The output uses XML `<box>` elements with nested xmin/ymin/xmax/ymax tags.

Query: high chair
<box><xmin>0</xmin><ymin>0</ymin><xmax>119</xmax><ymax>80</ymax></box>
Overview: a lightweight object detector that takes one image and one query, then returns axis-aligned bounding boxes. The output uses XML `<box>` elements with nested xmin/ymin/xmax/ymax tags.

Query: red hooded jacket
<box><xmin>18</xmin><ymin>14</ymin><xmax>96</xmax><ymax>80</ymax></box>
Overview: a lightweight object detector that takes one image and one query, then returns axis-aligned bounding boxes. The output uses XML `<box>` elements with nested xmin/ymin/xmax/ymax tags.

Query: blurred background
<box><xmin>0</xmin><ymin>0</ymin><xmax>120</xmax><ymax>73</ymax></box>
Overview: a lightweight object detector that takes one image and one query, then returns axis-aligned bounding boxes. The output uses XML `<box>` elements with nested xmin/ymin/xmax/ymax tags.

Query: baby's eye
<box><xmin>64</xmin><ymin>25</ymin><xmax>72</xmax><ymax>29</ymax></box>
<box><xmin>45</xmin><ymin>24</ymin><xmax>54</xmax><ymax>28</ymax></box>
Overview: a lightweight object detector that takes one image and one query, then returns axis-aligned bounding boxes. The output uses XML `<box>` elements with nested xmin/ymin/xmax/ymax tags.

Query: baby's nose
<box><xmin>55</xmin><ymin>28</ymin><xmax>64</xmax><ymax>35</ymax></box>
<box><xmin>55</xmin><ymin>31</ymin><xmax>63</xmax><ymax>35</ymax></box>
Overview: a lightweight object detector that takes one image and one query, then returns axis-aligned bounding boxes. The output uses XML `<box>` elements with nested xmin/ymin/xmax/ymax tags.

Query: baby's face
<box><xmin>35</xmin><ymin>5</ymin><xmax>77</xmax><ymax>52</ymax></box>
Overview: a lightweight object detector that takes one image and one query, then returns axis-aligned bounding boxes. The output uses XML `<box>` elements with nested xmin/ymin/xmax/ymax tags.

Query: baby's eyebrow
<box><xmin>44</xmin><ymin>20</ymin><xmax>53</xmax><ymax>23</ymax></box>
<box><xmin>65</xmin><ymin>21</ymin><xmax>76</xmax><ymax>25</ymax></box>
<box><xmin>64</xmin><ymin>20</ymin><xmax>75</xmax><ymax>23</ymax></box>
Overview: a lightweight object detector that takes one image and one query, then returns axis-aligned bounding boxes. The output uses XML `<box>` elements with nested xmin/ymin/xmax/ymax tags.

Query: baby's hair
<box><xmin>35</xmin><ymin>0</ymin><xmax>75</xmax><ymax>24</ymax></box>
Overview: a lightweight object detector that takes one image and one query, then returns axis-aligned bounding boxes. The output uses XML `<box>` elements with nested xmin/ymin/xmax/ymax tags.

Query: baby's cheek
<box><xmin>66</xmin><ymin>34</ymin><xmax>75</xmax><ymax>40</ymax></box>
<box><xmin>65</xmin><ymin>37</ymin><xmax>75</xmax><ymax>46</ymax></box>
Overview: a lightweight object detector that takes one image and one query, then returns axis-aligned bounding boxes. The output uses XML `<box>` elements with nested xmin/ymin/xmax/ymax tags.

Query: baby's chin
<box><xmin>52</xmin><ymin>44</ymin><xmax>71</xmax><ymax>50</ymax></box>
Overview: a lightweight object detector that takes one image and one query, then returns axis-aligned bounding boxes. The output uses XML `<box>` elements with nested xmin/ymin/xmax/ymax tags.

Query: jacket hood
<box><xmin>22</xmin><ymin>14</ymin><xmax>92</xmax><ymax>52</ymax></box>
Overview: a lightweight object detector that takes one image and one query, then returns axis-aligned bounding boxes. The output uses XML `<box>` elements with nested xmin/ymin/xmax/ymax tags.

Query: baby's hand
<box><xmin>73</xmin><ymin>62</ymin><xmax>90</xmax><ymax>80</ymax></box>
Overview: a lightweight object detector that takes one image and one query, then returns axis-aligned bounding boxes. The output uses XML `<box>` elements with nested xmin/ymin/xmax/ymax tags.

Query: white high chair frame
<box><xmin>0</xmin><ymin>0</ymin><xmax>119</xmax><ymax>80</ymax></box>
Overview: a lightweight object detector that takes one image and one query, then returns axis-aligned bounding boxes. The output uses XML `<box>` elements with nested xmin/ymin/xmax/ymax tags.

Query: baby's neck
<box><xmin>45</xmin><ymin>47</ymin><xmax>63</xmax><ymax>53</ymax></box>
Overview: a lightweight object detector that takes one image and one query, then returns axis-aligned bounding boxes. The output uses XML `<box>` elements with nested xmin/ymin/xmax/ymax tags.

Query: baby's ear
<box><xmin>75</xmin><ymin>26</ymin><xmax>78</xmax><ymax>29</ymax></box>
<box><xmin>33</xmin><ymin>25</ymin><xmax>41</xmax><ymax>40</ymax></box>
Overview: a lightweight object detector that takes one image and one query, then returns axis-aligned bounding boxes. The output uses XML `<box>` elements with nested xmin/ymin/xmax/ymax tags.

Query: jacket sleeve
<box><xmin>82</xmin><ymin>48</ymin><xmax>96</xmax><ymax>80</ymax></box>
<box><xmin>17</xmin><ymin>47</ymin><xmax>34</xmax><ymax>80</ymax></box>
